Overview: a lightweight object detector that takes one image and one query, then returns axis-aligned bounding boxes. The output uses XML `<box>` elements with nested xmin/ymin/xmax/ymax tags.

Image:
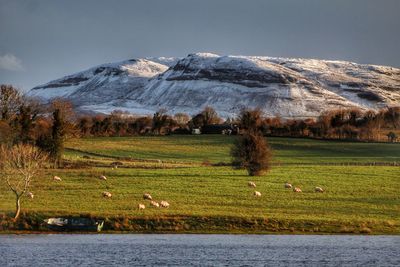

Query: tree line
<box><xmin>75</xmin><ymin>105</ymin><xmax>399</xmax><ymax>142</ymax></box>
<box><xmin>0</xmin><ymin>84</ymin><xmax>74</xmax><ymax>167</ymax></box>
<box><xmin>1</xmin><ymin>84</ymin><xmax>399</xmax><ymax>151</ymax></box>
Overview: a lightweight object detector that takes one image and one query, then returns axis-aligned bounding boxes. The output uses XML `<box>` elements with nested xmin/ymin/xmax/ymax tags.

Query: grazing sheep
<box><xmin>150</xmin><ymin>201</ymin><xmax>160</xmax><ymax>208</ymax></box>
<box><xmin>315</xmin><ymin>186</ymin><xmax>324</xmax><ymax>193</ymax></box>
<box><xmin>102</xmin><ymin>191</ymin><xmax>112</xmax><ymax>198</ymax></box>
<box><xmin>160</xmin><ymin>201</ymin><xmax>170</xmax><ymax>208</ymax></box>
<box><xmin>99</xmin><ymin>175</ymin><xmax>107</xmax><ymax>181</ymax></box>
<box><xmin>293</xmin><ymin>187</ymin><xmax>302</xmax><ymax>193</ymax></box>
<box><xmin>253</xmin><ymin>191</ymin><xmax>262</xmax><ymax>197</ymax></box>
<box><xmin>143</xmin><ymin>193</ymin><xmax>152</xmax><ymax>200</ymax></box>
<box><xmin>26</xmin><ymin>192</ymin><xmax>34</xmax><ymax>199</ymax></box>
<box><xmin>284</xmin><ymin>183</ymin><xmax>293</xmax><ymax>189</ymax></box>
<box><xmin>53</xmin><ymin>176</ymin><xmax>62</xmax><ymax>181</ymax></box>
<box><xmin>248</xmin><ymin>181</ymin><xmax>256</xmax><ymax>188</ymax></box>
<box><xmin>138</xmin><ymin>203</ymin><xmax>145</xmax><ymax>210</ymax></box>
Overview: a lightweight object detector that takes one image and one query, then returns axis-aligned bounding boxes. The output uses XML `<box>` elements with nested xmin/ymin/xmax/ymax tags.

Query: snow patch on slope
<box><xmin>29</xmin><ymin>53</ymin><xmax>400</xmax><ymax>118</ymax></box>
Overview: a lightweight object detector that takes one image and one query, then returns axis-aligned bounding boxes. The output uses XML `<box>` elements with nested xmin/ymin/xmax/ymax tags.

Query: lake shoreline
<box><xmin>1</xmin><ymin>230</ymin><xmax>400</xmax><ymax>235</ymax></box>
<box><xmin>1</xmin><ymin>213</ymin><xmax>398</xmax><ymax>235</ymax></box>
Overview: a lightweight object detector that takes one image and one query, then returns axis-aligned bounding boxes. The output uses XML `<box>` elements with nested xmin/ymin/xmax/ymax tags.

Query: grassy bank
<box><xmin>1</xmin><ymin>213</ymin><xmax>397</xmax><ymax>234</ymax></box>
<box><xmin>1</xmin><ymin>136</ymin><xmax>399</xmax><ymax>234</ymax></box>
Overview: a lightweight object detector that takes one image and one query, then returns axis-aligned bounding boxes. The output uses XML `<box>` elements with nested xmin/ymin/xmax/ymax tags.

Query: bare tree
<box><xmin>239</xmin><ymin>108</ymin><xmax>263</xmax><ymax>134</ymax></box>
<box><xmin>174</xmin><ymin>113</ymin><xmax>191</xmax><ymax>126</ymax></box>
<box><xmin>0</xmin><ymin>84</ymin><xmax>22</xmax><ymax>121</ymax></box>
<box><xmin>0</xmin><ymin>144</ymin><xmax>48</xmax><ymax>220</ymax></box>
<box><xmin>201</xmin><ymin>106</ymin><xmax>221</xmax><ymax>125</ymax></box>
<box><xmin>152</xmin><ymin>108</ymin><xmax>171</xmax><ymax>135</ymax></box>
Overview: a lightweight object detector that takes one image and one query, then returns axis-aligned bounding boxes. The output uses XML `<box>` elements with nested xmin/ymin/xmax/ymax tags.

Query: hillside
<box><xmin>29</xmin><ymin>53</ymin><xmax>400</xmax><ymax>118</ymax></box>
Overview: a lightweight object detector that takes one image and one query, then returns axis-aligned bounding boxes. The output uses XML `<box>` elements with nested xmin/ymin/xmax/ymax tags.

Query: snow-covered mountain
<box><xmin>29</xmin><ymin>53</ymin><xmax>400</xmax><ymax>118</ymax></box>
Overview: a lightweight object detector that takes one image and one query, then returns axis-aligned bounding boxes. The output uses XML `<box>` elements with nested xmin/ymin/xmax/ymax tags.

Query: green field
<box><xmin>1</xmin><ymin>136</ymin><xmax>399</xmax><ymax>234</ymax></box>
<box><xmin>65</xmin><ymin>136</ymin><xmax>400</xmax><ymax>164</ymax></box>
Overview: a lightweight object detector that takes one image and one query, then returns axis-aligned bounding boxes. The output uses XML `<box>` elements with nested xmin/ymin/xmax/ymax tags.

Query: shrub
<box><xmin>231</xmin><ymin>133</ymin><xmax>272</xmax><ymax>176</ymax></box>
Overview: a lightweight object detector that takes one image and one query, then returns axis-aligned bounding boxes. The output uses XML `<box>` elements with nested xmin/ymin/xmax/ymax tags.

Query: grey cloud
<box><xmin>0</xmin><ymin>54</ymin><xmax>24</xmax><ymax>71</ymax></box>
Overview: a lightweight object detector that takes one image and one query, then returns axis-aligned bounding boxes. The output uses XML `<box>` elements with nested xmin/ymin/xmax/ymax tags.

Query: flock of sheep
<box><xmin>139</xmin><ymin>193</ymin><xmax>170</xmax><ymax>210</ymax></box>
<box><xmin>99</xmin><ymin>176</ymin><xmax>170</xmax><ymax>210</ymax></box>
<box><xmin>25</xmin><ymin>174</ymin><xmax>323</xmax><ymax>210</ymax></box>
<box><xmin>25</xmin><ymin>174</ymin><xmax>171</xmax><ymax>211</ymax></box>
<box><xmin>248</xmin><ymin>181</ymin><xmax>324</xmax><ymax>197</ymax></box>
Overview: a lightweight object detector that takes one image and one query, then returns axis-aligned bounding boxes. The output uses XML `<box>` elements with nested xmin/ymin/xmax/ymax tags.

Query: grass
<box><xmin>1</xmin><ymin>135</ymin><xmax>399</xmax><ymax>234</ymax></box>
<box><xmin>65</xmin><ymin>135</ymin><xmax>400</xmax><ymax>164</ymax></box>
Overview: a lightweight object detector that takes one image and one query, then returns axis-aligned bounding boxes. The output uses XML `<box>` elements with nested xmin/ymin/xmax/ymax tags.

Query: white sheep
<box><xmin>253</xmin><ymin>191</ymin><xmax>262</xmax><ymax>197</ymax></box>
<box><xmin>138</xmin><ymin>203</ymin><xmax>145</xmax><ymax>210</ymax></box>
<box><xmin>315</xmin><ymin>186</ymin><xmax>324</xmax><ymax>193</ymax></box>
<box><xmin>150</xmin><ymin>201</ymin><xmax>160</xmax><ymax>208</ymax></box>
<box><xmin>160</xmin><ymin>201</ymin><xmax>170</xmax><ymax>208</ymax></box>
<box><xmin>99</xmin><ymin>175</ymin><xmax>107</xmax><ymax>181</ymax></box>
<box><xmin>284</xmin><ymin>183</ymin><xmax>293</xmax><ymax>189</ymax></box>
<box><xmin>26</xmin><ymin>192</ymin><xmax>34</xmax><ymax>199</ymax></box>
<box><xmin>102</xmin><ymin>191</ymin><xmax>112</xmax><ymax>198</ymax></box>
<box><xmin>248</xmin><ymin>181</ymin><xmax>256</xmax><ymax>188</ymax></box>
<box><xmin>53</xmin><ymin>176</ymin><xmax>62</xmax><ymax>181</ymax></box>
<box><xmin>293</xmin><ymin>187</ymin><xmax>302</xmax><ymax>193</ymax></box>
<box><xmin>143</xmin><ymin>193</ymin><xmax>152</xmax><ymax>200</ymax></box>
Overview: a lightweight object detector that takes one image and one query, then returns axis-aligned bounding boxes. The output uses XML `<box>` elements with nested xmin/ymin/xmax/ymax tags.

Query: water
<box><xmin>0</xmin><ymin>234</ymin><xmax>399</xmax><ymax>266</ymax></box>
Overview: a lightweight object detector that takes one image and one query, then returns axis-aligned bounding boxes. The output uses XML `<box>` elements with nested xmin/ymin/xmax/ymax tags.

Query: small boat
<box><xmin>44</xmin><ymin>217</ymin><xmax>104</xmax><ymax>232</ymax></box>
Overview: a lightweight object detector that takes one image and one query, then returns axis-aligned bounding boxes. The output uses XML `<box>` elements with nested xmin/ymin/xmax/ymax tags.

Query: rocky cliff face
<box><xmin>29</xmin><ymin>53</ymin><xmax>400</xmax><ymax>118</ymax></box>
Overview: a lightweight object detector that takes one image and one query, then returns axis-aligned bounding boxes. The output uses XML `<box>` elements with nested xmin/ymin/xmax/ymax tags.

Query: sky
<box><xmin>0</xmin><ymin>0</ymin><xmax>400</xmax><ymax>91</ymax></box>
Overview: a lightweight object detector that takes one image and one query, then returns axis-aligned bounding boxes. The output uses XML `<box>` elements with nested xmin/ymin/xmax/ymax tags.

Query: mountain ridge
<box><xmin>28</xmin><ymin>53</ymin><xmax>400</xmax><ymax>118</ymax></box>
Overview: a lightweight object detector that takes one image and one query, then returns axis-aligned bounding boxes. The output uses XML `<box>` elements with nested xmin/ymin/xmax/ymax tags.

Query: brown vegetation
<box><xmin>1</xmin><ymin>84</ymin><xmax>399</xmax><ymax>146</ymax></box>
<box><xmin>0</xmin><ymin>144</ymin><xmax>48</xmax><ymax>219</ymax></box>
<box><xmin>231</xmin><ymin>109</ymin><xmax>273</xmax><ymax>176</ymax></box>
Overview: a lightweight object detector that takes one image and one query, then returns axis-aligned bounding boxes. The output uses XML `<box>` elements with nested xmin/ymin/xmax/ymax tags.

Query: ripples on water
<box><xmin>0</xmin><ymin>234</ymin><xmax>399</xmax><ymax>266</ymax></box>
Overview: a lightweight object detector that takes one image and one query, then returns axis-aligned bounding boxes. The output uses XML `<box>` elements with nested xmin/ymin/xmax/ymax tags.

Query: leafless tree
<box><xmin>201</xmin><ymin>106</ymin><xmax>221</xmax><ymax>125</ymax></box>
<box><xmin>239</xmin><ymin>108</ymin><xmax>263</xmax><ymax>134</ymax></box>
<box><xmin>0</xmin><ymin>84</ymin><xmax>22</xmax><ymax>121</ymax></box>
<box><xmin>174</xmin><ymin>112</ymin><xmax>191</xmax><ymax>126</ymax></box>
<box><xmin>0</xmin><ymin>144</ymin><xmax>48</xmax><ymax>220</ymax></box>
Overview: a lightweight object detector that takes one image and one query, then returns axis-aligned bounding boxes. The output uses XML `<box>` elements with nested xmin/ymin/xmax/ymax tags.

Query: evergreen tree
<box><xmin>51</xmin><ymin>109</ymin><xmax>65</xmax><ymax>167</ymax></box>
<box><xmin>15</xmin><ymin>105</ymin><xmax>33</xmax><ymax>144</ymax></box>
